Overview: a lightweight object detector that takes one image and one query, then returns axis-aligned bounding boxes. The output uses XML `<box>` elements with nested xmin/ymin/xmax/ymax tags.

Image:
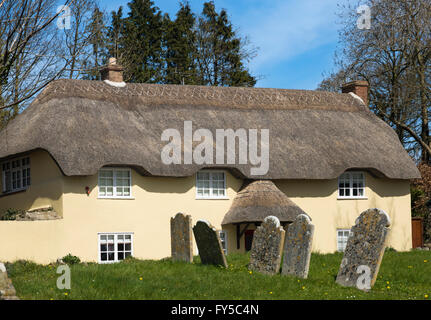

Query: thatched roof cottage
<box><xmin>0</xmin><ymin>59</ymin><xmax>419</xmax><ymax>263</ymax></box>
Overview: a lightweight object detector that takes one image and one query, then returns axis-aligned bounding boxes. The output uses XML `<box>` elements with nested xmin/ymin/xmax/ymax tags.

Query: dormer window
<box><xmin>1</xmin><ymin>156</ymin><xmax>30</xmax><ymax>194</ymax></box>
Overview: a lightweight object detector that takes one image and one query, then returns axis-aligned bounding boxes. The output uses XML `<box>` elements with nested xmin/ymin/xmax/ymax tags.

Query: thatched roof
<box><xmin>0</xmin><ymin>79</ymin><xmax>420</xmax><ymax>179</ymax></box>
<box><xmin>222</xmin><ymin>180</ymin><xmax>308</xmax><ymax>225</ymax></box>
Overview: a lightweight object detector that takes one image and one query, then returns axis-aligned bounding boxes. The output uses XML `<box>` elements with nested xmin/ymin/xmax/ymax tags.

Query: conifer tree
<box><xmin>163</xmin><ymin>2</ymin><xmax>198</xmax><ymax>85</ymax></box>
<box><xmin>122</xmin><ymin>0</ymin><xmax>164</xmax><ymax>83</ymax></box>
<box><xmin>196</xmin><ymin>1</ymin><xmax>256</xmax><ymax>87</ymax></box>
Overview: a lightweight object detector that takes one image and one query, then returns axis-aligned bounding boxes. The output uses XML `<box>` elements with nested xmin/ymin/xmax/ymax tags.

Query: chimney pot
<box><xmin>342</xmin><ymin>80</ymin><xmax>369</xmax><ymax>106</ymax></box>
<box><xmin>101</xmin><ymin>57</ymin><xmax>124</xmax><ymax>83</ymax></box>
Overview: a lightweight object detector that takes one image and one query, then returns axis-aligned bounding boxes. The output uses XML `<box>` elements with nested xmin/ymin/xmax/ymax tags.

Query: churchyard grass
<box><xmin>6</xmin><ymin>251</ymin><xmax>430</xmax><ymax>300</ymax></box>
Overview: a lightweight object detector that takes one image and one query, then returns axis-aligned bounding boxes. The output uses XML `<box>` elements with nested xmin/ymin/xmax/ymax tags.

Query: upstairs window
<box><xmin>196</xmin><ymin>171</ymin><xmax>226</xmax><ymax>199</ymax></box>
<box><xmin>98</xmin><ymin>168</ymin><xmax>132</xmax><ymax>198</ymax></box>
<box><xmin>2</xmin><ymin>157</ymin><xmax>30</xmax><ymax>194</ymax></box>
<box><xmin>338</xmin><ymin>172</ymin><xmax>365</xmax><ymax>199</ymax></box>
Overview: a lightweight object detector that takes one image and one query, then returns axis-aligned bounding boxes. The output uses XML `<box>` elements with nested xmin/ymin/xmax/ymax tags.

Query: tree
<box><xmin>121</xmin><ymin>0</ymin><xmax>164</xmax><ymax>83</ymax></box>
<box><xmin>319</xmin><ymin>0</ymin><xmax>431</xmax><ymax>161</ymax></box>
<box><xmin>163</xmin><ymin>1</ymin><xmax>198</xmax><ymax>85</ymax></box>
<box><xmin>82</xmin><ymin>5</ymin><xmax>107</xmax><ymax>80</ymax></box>
<box><xmin>0</xmin><ymin>0</ymin><xmax>73</xmax><ymax>128</ymax></box>
<box><xmin>62</xmin><ymin>0</ymin><xmax>100</xmax><ymax>79</ymax></box>
<box><xmin>106</xmin><ymin>6</ymin><xmax>123</xmax><ymax>61</ymax></box>
<box><xmin>195</xmin><ymin>1</ymin><xmax>256</xmax><ymax>87</ymax></box>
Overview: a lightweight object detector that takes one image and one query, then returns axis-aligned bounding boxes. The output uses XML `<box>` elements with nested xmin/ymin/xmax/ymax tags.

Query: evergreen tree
<box><xmin>83</xmin><ymin>6</ymin><xmax>106</xmax><ymax>80</ymax></box>
<box><xmin>163</xmin><ymin>1</ymin><xmax>198</xmax><ymax>85</ymax></box>
<box><xmin>196</xmin><ymin>1</ymin><xmax>256</xmax><ymax>87</ymax></box>
<box><xmin>107</xmin><ymin>6</ymin><xmax>124</xmax><ymax>61</ymax></box>
<box><xmin>122</xmin><ymin>0</ymin><xmax>164</xmax><ymax>83</ymax></box>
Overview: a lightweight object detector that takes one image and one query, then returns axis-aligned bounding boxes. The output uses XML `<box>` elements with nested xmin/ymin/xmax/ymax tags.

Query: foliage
<box><xmin>106</xmin><ymin>0</ymin><xmax>257</xmax><ymax>86</ymax></box>
<box><xmin>0</xmin><ymin>208</ymin><xmax>26</xmax><ymax>220</ymax></box>
<box><xmin>61</xmin><ymin>254</ymin><xmax>81</xmax><ymax>265</ymax></box>
<box><xmin>318</xmin><ymin>0</ymin><xmax>431</xmax><ymax>161</ymax></box>
<box><xmin>7</xmin><ymin>252</ymin><xmax>431</xmax><ymax>300</ymax></box>
<box><xmin>411</xmin><ymin>163</ymin><xmax>431</xmax><ymax>242</ymax></box>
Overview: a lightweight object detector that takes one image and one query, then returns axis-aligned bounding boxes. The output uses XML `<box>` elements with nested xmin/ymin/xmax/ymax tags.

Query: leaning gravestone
<box><xmin>281</xmin><ymin>214</ymin><xmax>314</xmax><ymax>279</ymax></box>
<box><xmin>193</xmin><ymin>220</ymin><xmax>227</xmax><ymax>268</ymax></box>
<box><xmin>170</xmin><ymin>213</ymin><xmax>193</xmax><ymax>263</ymax></box>
<box><xmin>249</xmin><ymin>216</ymin><xmax>285</xmax><ymax>275</ymax></box>
<box><xmin>336</xmin><ymin>208</ymin><xmax>391</xmax><ymax>291</ymax></box>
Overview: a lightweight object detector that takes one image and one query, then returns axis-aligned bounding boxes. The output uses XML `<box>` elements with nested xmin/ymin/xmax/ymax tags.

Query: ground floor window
<box><xmin>98</xmin><ymin>233</ymin><xmax>133</xmax><ymax>263</ymax></box>
<box><xmin>337</xmin><ymin>229</ymin><xmax>351</xmax><ymax>252</ymax></box>
<box><xmin>219</xmin><ymin>231</ymin><xmax>228</xmax><ymax>255</ymax></box>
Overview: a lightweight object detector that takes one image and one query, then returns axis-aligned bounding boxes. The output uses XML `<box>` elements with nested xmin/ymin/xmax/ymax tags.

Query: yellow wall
<box><xmin>0</xmin><ymin>150</ymin><xmax>63</xmax><ymax>216</ymax></box>
<box><xmin>0</xmin><ymin>150</ymin><xmax>413</xmax><ymax>264</ymax></box>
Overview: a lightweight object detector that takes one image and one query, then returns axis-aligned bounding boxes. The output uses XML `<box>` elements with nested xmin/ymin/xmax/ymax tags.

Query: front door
<box><xmin>245</xmin><ymin>230</ymin><xmax>255</xmax><ymax>251</ymax></box>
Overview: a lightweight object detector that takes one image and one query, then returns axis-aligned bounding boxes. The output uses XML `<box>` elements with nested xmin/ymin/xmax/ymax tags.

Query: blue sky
<box><xmin>101</xmin><ymin>0</ymin><xmax>349</xmax><ymax>90</ymax></box>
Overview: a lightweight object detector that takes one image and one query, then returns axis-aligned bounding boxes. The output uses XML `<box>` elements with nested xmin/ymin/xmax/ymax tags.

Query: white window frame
<box><xmin>1</xmin><ymin>156</ymin><xmax>31</xmax><ymax>194</ymax></box>
<box><xmin>337</xmin><ymin>229</ymin><xmax>351</xmax><ymax>252</ymax></box>
<box><xmin>337</xmin><ymin>171</ymin><xmax>366</xmax><ymax>199</ymax></box>
<box><xmin>219</xmin><ymin>230</ymin><xmax>228</xmax><ymax>255</ymax></box>
<box><xmin>98</xmin><ymin>232</ymin><xmax>134</xmax><ymax>264</ymax></box>
<box><xmin>195</xmin><ymin>170</ymin><xmax>227</xmax><ymax>199</ymax></box>
<box><xmin>98</xmin><ymin>168</ymin><xmax>133</xmax><ymax>199</ymax></box>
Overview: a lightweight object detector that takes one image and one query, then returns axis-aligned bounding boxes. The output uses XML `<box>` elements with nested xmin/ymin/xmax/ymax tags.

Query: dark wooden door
<box><xmin>245</xmin><ymin>230</ymin><xmax>255</xmax><ymax>251</ymax></box>
<box><xmin>412</xmin><ymin>217</ymin><xmax>424</xmax><ymax>248</ymax></box>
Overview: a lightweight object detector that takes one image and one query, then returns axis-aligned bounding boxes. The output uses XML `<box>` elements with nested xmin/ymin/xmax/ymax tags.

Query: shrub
<box><xmin>0</xmin><ymin>208</ymin><xmax>26</xmax><ymax>220</ymax></box>
<box><xmin>61</xmin><ymin>254</ymin><xmax>81</xmax><ymax>265</ymax></box>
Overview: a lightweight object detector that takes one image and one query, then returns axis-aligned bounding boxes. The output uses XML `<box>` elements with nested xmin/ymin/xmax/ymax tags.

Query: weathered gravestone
<box><xmin>281</xmin><ymin>214</ymin><xmax>314</xmax><ymax>279</ymax></box>
<box><xmin>193</xmin><ymin>220</ymin><xmax>227</xmax><ymax>268</ymax></box>
<box><xmin>0</xmin><ymin>263</ymin><xmax>19</xmax><ymax>300</ymax></box>
<box><xmin>249</xmin><ymin>216</ymin><xmax>285</xmax><ymax>275</ymax></box>
<box><xmin>170</xmin><ymin>213</ymin><xmax>193</xmax><ymax>263</ymax></box>
<box><xmin>336</xmin><ymin>208</ymin><xmax>391</xmax><ymax>291</ymax></box>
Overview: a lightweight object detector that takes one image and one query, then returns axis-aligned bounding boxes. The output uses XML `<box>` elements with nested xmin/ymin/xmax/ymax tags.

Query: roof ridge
<box><xmin>35</xmin><ymin>78</ymin><xmax>366</xmax><ymax>112</ymax></box>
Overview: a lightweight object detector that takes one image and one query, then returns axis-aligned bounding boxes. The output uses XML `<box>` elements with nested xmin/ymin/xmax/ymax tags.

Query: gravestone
<box><xmin>281</xmin><ymin>214</ymin><xmax>314</xmax><ymax>279</ymax></box>
<box><xmin>193</xmin><ymin>220</ymin><xmax>227</xmax><ymax>268</ymax></box>
<box><xmin>249</xmin><ymin>216</ymin><xmax>285</xmax><ymax>275</ymax></box>
<box><xmin>170</xmin><ymin>213</ymin><xmax>193</xmax><ymax>263</ymax></box>
<box><xmin>336</xmin><ymin>208</ymin><xmax>391</xmax><ymax>291</ymax></box>
<box><xmin>0</xmin><ymin>263</ymin><xmax>19</xmax><ymax>300</ymax></box>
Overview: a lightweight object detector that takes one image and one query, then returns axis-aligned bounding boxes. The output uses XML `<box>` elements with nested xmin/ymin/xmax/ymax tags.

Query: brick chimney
<box><xmin>342</xmin><ymin>80</ymin><xmax>369</xmax><ymax>106</ymax></box>
<box><xmin>101</xmin><ymin>57</ymin><xmax>124</xmax><ymax>83</ymax></box>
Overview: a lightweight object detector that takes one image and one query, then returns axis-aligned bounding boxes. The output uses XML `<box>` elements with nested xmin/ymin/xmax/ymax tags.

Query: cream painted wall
<box><xmin>0</xmin><ymin>150</ymin><xmax>413</xmax><ymax>264</ymax></box>
<box><xmin>0</xmin><ymin>150</ymin><xmax>63</xmax><ymax>216</ymax></box>
<box><xmin>58</xmin><ymin>170</ymin><xmax>242</xmax><ymax>263</ymax></box>
<box><xmin>275</xmin><ymin>175</ymin><xmax>412</xmax><ymax>253</ymax></box>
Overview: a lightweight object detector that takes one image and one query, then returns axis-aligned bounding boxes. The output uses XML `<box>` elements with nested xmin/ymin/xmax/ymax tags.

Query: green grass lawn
<box><xmin>6</xmin><ymin>251</ymin><xmax>431</xmax><ymax>300</ymax></box>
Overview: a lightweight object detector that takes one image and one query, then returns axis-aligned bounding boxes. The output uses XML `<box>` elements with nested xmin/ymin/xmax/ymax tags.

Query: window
<box><xmin>1</xmin><ymin>156</ymin><xmax>30</xmax><ymax>194</ymax></box>
<box><xmin>98</xmin><ymin>168</ymin><xmax>132</xmax><ymax>198</ymax></box>
<box><xmin>219</xmin><ymin>230</ymin><xmax>228</xmax><ymax>255</ymax></box>
<box><xmin>196</xmin><ymin>171</ymin><xmax>226</xmax><ymax>199</ymax></box>
<box><xmin>338</xmin><ymin>172</ymin><xmax>365</xmax><ymax>198</ymax></box>
<box><xmin>337</xmin><ymin>229</ymin><xmax>351</xmax><ymax>252</ymax></box>
<box><xmin>98</xmin><ymin>233</ymin><xmax>133</xmax><ymax>263</ymax></box>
